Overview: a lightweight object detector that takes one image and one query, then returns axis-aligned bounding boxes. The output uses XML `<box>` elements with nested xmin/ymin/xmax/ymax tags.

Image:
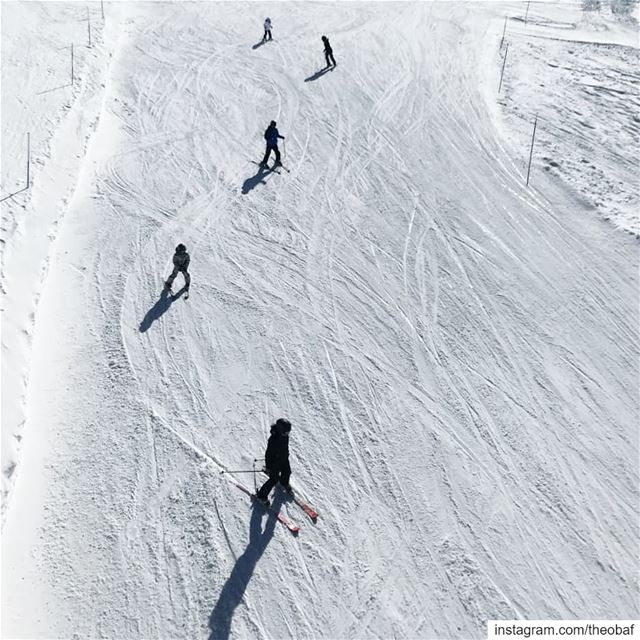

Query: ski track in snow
<box><xmin>2</xmin><ymin>2</ymin><xmax>638</xmax><ymax>639</ymax></box>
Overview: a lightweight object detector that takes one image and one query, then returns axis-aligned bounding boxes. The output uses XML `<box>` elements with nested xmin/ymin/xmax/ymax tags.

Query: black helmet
<box><xmin>176</xmin><ymin>243</ymin><xmax>186</xmax><ymax>253</ymax></box>
<box><xmin>270</xmin><ymin>120</ymin><xmax>276</xmax><ymax>127</ymax></box>
<box><xmin>275</xmin><ymin>418</ymin><xmax>291</xmax><ymax>433</ymax></box>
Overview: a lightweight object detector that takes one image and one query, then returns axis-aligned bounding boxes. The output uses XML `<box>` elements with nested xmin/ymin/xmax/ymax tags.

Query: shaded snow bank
<box><xmin>1</xmin><ymin>1</ymin><xmax>112</xmax><ymax>518</ymax></box>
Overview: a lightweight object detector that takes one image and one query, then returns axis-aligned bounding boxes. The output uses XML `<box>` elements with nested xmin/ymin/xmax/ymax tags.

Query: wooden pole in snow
<box><xmin>526</xmin><ymin>114</ymin><xmax>538</xmax><ymax>187</ymax></box>
<box><xmin>500</xmin><ymin>17</ymin><xmax>507</xmax><ymax>48</ymax></box>
<box><xmin>87</xmin><ymin>7</ymin><xmax>92</xmax><ymax>47</ymax></box>
<box><xmin>101</xmin><ymin>0</ymin><xmax>105</xmax><ymax>20</ymax></box>
<box><xmin>26</xmin><ymin>133</ymin><xmax>31</xmax><ymax>189</ymax></box>
<box><xmin>498</xmin><ymin>43</ymin><xmax>509</xmax><ymax>94</ymax></box>
<box><xmin>525</xmin><ymin>1</ymin><xmax>531</xmax><ymax>26</ymax></box>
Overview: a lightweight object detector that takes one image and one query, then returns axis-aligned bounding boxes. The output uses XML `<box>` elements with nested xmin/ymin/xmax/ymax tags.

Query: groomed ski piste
<box><xmin>1</xmin><ymin>1</ymin><xmax>638</xmax><ymax>639</ymax></box>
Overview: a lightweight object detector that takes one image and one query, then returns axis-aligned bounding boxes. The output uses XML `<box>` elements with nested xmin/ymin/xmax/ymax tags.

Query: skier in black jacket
<box><xmin>256</xmin><ymin>418</ymin><xmax>292</xmax><ymax>506</ymax></box>
<box><xmin>165</xmin><ymin>243</ymin><xmax>190</xmax><ymax>291</ymax></box>
<box><xmin>322</xmin><ymin>35</ymin><xmax>336</xmax><ymax>68</ymax></box>
<box><xmin>261</xmin><ymin>120</ymin><xmax>285</xmax><ymax>168</ymax></box>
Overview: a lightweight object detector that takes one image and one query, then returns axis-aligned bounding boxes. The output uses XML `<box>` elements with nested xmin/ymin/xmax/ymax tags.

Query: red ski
<box><xmin>228</xmin><ymin>476</ymin><xmax>300</xmax><ymax>534</ymax></box>
<box><xmin>260</xmin><ymin>470</ymin><xmax>318</xmax><ymax>521</ymax></box>
<box><xmin>292</xmin><ymin>494</ymin><xmax>318</xmax><ymax>521</ymax></box>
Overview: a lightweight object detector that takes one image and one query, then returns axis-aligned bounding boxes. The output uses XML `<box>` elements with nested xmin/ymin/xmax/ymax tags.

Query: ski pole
<box><xmin>220</xmin><ymin>469</ymin><xmax>257</xmax><ymax>474</ymax></box>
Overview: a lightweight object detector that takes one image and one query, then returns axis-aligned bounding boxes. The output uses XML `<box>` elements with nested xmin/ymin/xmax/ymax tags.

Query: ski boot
<box><xmin>256</xmin><ymin>494</ymin><xmax>270</xmax><ymax>508</ymax></box>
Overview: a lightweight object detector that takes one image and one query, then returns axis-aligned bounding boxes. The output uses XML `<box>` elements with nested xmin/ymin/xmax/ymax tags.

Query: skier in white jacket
<box><xmin>262</xmin><ymin>18</ymin><xmax>273</xmax><ymax>42</ymax></box>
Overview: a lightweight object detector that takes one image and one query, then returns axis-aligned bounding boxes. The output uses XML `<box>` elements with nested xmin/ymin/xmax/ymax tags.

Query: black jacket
<box><xmin>265</xmin><ymin>424</ymin><xmax>289</xmax><ymax>470</ymax></box>
<box><xmin>264</xmin><ymin>125</ymin><xmax>283</xmax><ymax>148</ymax></box>
<box><xmin>173</xmin><ymin>250</ymin><xmax>190</xmax><ymax>270</ymax></box>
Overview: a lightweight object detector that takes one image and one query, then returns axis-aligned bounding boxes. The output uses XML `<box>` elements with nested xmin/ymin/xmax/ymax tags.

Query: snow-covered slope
<box><xmin>2</xmin><ymin>2</ymin><xmax>638</xmax><ymax>639</ymax></box>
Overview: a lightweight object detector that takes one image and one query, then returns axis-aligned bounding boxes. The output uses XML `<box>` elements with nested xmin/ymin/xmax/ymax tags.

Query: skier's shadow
<box><xmin>139</xmin><ymin>286</ymin><xmax>187</xmax><ymax>333</ymax></box>
<box><xmin>304</xmin><ymin>67</ymin><xmax>332</xmax><ymax>82</ymax></box>
<box><xmin>208</xmin><ymin>495</ymin><xmax>281</xmax><ymax>640</ymax></box>
<box><xmin>251</xmin><ymin>40</ymin><xmax>267</xmax><ymax>50</ymax></box>
<box><xmin>241</xmin><ymin>165</ymin><xmax>271</xmax><ymax>194</ymax></box>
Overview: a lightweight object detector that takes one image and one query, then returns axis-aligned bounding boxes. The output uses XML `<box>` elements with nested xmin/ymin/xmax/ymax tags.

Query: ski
<box><xmin>290</xmin><ymin>493</ymin><xmax>318</xmax><ymax>521</ymax></box>
<box><xmin>269</xmin><ymin>161</ymin><xmax>290</xmax><ymax>173</ymax></box>
<box><xmin>249</xmin><ymin>160</ymin><xmax>281</xmax><ymax>174</ymax></box>
<box><xmin>228</xmin><ymin>476</ymin><xmax>300</xmax><ymax>534</ymax></box>
<box><xmin>260</xmin><ymin>470</ymin><xmax>318</xmax><ymax>521</ymax></box>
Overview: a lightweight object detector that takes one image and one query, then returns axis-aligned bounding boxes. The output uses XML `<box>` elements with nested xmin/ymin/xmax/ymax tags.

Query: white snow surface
<box><xmin>494</xmin><ymin>1</ymin><xmax>640</xmax><ymax>235</ymax></box>
<box><xmin>1</xmin><ymin>2</ymin><xmax>638</xmax><ymax>639</ymax></box>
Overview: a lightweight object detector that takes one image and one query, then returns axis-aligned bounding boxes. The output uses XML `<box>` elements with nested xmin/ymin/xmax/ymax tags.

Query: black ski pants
<box><xmin>325</xmin><ymin>50</ymin><xmax>336</xmax><ymax>67</ymax></box>
<box><xmin>257</xmin><ymin>462</ymin><xmax>291</xmax><ymax>500</ymax></box>
<box><xmin>263</xmin><ymin>29</ymin><xmax>272</xmax><ymax>41</ymax></box>
<box><xmin>261</xmin><ymin>144</ymin><xmax>281</xmax><ymax>165</ymax></box>
<box><xmin>166</xmin><ymin>266</ymin><xmax>190</xmax><ymax>288</ymax></box>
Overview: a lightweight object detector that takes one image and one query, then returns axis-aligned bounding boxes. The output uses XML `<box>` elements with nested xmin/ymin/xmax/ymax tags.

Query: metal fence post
<box><xmin>26</xmin><ymin>133</ymin><xmax>31</xmax><ymax>189</ymax></box>
<box><xmin>526</xmin><ymin>114</ymin><xmax>538</xmax><ymax>187</ymax></box>
<box><xmin>498</xmin><ymin>43</ymin><xmax>509</xmax><ymax>94</ymax></box>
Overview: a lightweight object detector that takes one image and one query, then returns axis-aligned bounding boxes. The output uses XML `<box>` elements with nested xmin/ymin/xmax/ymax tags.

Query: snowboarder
<box><xmin>322</xmin><ymin>35</ymin><xmax>336</xmax><ymax>68</ymax></box>
<box><xmin>256</xmin><ymin>418</ymin><xmax>292</xmax><ymax>507</ymax></box>
<box><xmin>260</xmin><ymin>120</ymin><xmax>285</xmax><ymax>168</ymax></box>
<box><xmin>262</xmin><ymin>17</ymin><xmax>273</xmax><ymax>42</ymax></box>
<box><xmin>165</xmin><ymin>243</ymin><xmax>190</xmax><ymax>292</ymax></box>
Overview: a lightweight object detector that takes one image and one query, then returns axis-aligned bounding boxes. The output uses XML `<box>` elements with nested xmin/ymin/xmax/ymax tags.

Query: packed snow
<box><xmin>1</xmin><ymin>1</ymin><xmax>638</xmax><ymax>639</ymax></box>
<box><xmin>494</xmin><ymin>1</ymin><xmax>640</xmax><ymax>235</ymax></box>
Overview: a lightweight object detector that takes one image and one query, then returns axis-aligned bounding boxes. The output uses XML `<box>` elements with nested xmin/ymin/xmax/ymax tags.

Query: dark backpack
<box><xmin>264</xmin><ymin>126</ymin><xmax>272</xmax><ymax>141</ymax></box>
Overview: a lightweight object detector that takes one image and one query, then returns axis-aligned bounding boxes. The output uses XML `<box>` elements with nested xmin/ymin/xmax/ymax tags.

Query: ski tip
<box><xmin>306</xmin><ymin>510</ymin><xmax>318</xmax><ymax>522</ymax></box>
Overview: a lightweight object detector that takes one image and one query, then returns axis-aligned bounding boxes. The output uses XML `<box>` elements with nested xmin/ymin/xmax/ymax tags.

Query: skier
<box><xmin>165</xmin><ymin>243</ymin><xmax>190</xmax><ymax>292</ymax></box>
<box><xmin>260</xmin><ymin>120</ymin><xmax>285</xmax><ymax>168</ymax></box>
<box><xmin>322</xmin><ymin>35</ymin><xmax>336</xmax><ymax>68</ymax></box>
<box><xmin>256</xmin><ymin>418</ymin><xmax>292</xmax><ymax>507</ymax></box>
<box><xmin>262</xmin><ymin>17</ymin><xmax>273</xmax><ymax>42</ymax></box>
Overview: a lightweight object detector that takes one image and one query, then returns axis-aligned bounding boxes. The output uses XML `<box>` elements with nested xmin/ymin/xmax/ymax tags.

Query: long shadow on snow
<box><xmin>241</xmin><ymin>165</ymin><xmax>273</xmax><ymax>194</ymax></box>
<box><xmin>139</xmin><ymin>286</ymin><xmax>186</xmax><ymax>332</ymax></box>
<box><xmin>304</xmin><ymin>66</ymin><xmax>333</xmax><ymax>82</ymax></box>
<box><xmin>208</xmin><ymin>495</ymin><xmax>281</xmax><ymax>640</ymax></box>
